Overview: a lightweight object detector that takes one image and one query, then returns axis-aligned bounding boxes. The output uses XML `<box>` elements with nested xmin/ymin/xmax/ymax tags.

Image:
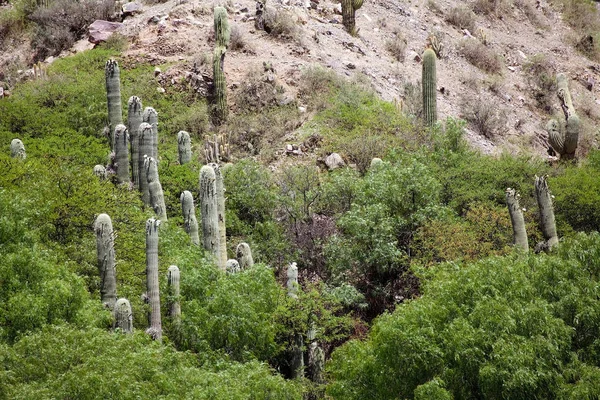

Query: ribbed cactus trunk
<box><xmin>214</xmin><ymin>6</ymin><xmax>230</xmax><ymax>48</ymax></box>
<box><xmin>167</xmin><ymin>265</ymin><xmax>181</xmax><ymax>322</ymax></box>
<box><xmin>177</xmin><ymin>131</ymin><xmax>192</xmax><ymax>165</ymax></box>
<box><xmin>142</xmin><ymin>107</ymin><xmax>158</xmax><ymax>160</ymax></box>
<box><xmin>114</xmin><ymin>124</ymin><xmax>129</xmax><ymax>184</ymax></box>
<box><xmin>10</xmin><ymin>139</ymin><xmax>26</xmax><ymax>159</ymax></box>
<box><xmin>286</xmin><ymin>262</ymin><xmax>303</xmax><ymax>378</ymax></box>
<box><xmin>211</xmin><ymin>163</ymin><xmax>227</xmax><ymax>271</ymax></box>
<box><xmin>145</xmin><ymin>218</ymin><xmax>162</xmax><ymax>342</ymax></box>
<box><xmin>505</xmin><ymin>188</ymin><xmax>528</xmax><ymax>252</ymax></box>
<box><xmin>138</xmin><ymin>123</ymin><xmax>153</xmax><ymax>206</ymax></box>
<box><xmin>422</xmin><ymin>48</ymin><xmax>437</xmax><ymax>127</ymax></box>
<box><xmin>200</xmin><ymin>165</ymin><xmax>221</xmax><ymax>268</ymax></box>
<box><xmin>128</xmin><ymin>96</ymin><xmax>143</xmax><ymax>188</ymax></box>
<box><xmin>180</xmin><ymin>190</ymin><xmax>200</xmax><ymax>245</ymax></box>
<box><xmin>114</xmin><ymin>298</ymin><xmax>133</xmax><ymax>333</ymax></box>
<box><xmin>287</xmin><ymin>262</ymin><xmax>299</xmax><ymax>298</ymax></box>
<box><xmin>548</xmin><ymin>73</ymin><xmax>579</xmax><ymax>160</ymax></box>
<box><xmin>236</xmin><ymin>242</ymin><xmax>254</xmax><ymax>270</ymax></box>
<box><xmin>94</xmin><ymin>214</ymin><xmax>117</xmax><ymax>310</ymax></box>
<box><xmin>105</xmin><ymin>60</ymin><xmax>123</xmax><ymax>150</ymax></box>
<box><xmin>341</xmin><ymin>0</ymin><xmax>363</xmax><ymax>35</ymax></box>
<box><xmin>145</xmin><ymin>157</ymin><xmax>167</xmax><ymax>221</ymax></box>
<box><xmin>308</xmin><ymin>343</ymin><xmax>325</xmax><ymax>383</ymax></box>
<box><xmin>534</xmin><ymin>175</ymin><xmax>559</xmax><ymax>250</ymax></box>
<box><xmin>213</xmin><ymin>46</ymin><xmax>228</xmax><ymax>125</ymax></box>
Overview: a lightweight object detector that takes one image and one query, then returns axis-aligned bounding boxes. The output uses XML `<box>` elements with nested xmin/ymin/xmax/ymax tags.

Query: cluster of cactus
<box><xmin>204</xmin><ymin>133</ymin><xmax>230</xmax><ymax>163</ymax></box>
<box><xmin>10</xmin><ymin>139</ymin><xmax>25</xmax><ymax>159</ymax></box>
<box><xmin>105</xmin><ymin>60</ymin><xmax>123</xmax><ymax>150</ymax></box>
<box><xmin>546</xmin><ymin>73</ymin><xmax>579</xmax><ymax>160</ymax></box>
<box><xmin>138</xmin><ymin>123</ymin><xmax>153</xmax><ymax>204</ymax></box>
<box><xmin>94</xmin><ymin>214</ymin><xmax>118</xmax><ymax>310</ymax></box>
<box><xmin>341</xmin><ymin>0</ymin><xmax>364</xmax><ymax>36</ymax></box>
<box><xmin>422</xmin><ymin>48</ymin><xmax>437</xmax><ymax>127</ymax></box>
<box><xmin>142</xmin><ymin>107</ymin><xmax>159</xmax><ymax>159</ymax></box>
<box><xmin>145</xmin><ymin>218</ymin><xmax>162</xmax><ymax>341</ymax></box>
<box><xmin>213</xmin><ymin>7</ymin><xmax>230</xmax><ymax>124</ymax></box>
<box><xmin>93</xmin><ymin>164</ymin><xmax>107</xmax><ymax>179</ymax></box>
<box><xmin>177</xmin><ymin>131</ymin><xmax>192</xmax><ymax>165</ymax></box>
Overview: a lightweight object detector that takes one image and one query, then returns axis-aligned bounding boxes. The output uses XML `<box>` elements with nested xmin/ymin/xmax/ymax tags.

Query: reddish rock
<box><xmin>88</xmin><ymin>20</ymin><xmax>123</xmax><ymax>44</ymax></box>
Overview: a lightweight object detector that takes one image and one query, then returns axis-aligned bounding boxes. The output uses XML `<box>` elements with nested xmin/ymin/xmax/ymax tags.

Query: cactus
<box><xmin>212</xmin><ymin>163</ymin><xmax>227</xmax><ymax>271</ymax></box>
<box><xmin>213</xmin><ymin>46</ymin><xmax>228</xmax><ymax>124</ymax></box>
<box><xmin>505</xmin><ymin>188</ymin><xmax>528</xmax><ymax>252</ymax></box>
<box><xmin>180</xmin><ymin>190</ymin><xmax>200</xmax><ymax>245</ymax></box>
<box><xmin>422</xmin><ymin>48</ymin><xmax>437</xmax><ymax>127</ymax></box>
<box><xmin>290</xmin><ymin>333</ymin><xmax>305</xmax><ymax>379</ymax></box>
<box><xmin>177</xmin><ymin>131</ymin><xmax>192</xmax><ymax>165</ymax></box>
<box><xmin>145</xmin><ymin>217</ymin><xmax>162</xmax><ymax>342</ymax></box>
<box><xmin>138</xmin><ymin>123</ymin><xmax>153</xmax><ymax>205</ymax></box>
<box><xmin>114</xmin><ymin>298</ymin><xmax>133</xmax><ymax>333</ymax></box>
<box><xmin>145</xmin><ymin>156</ymin><xmax>167</xmax><ymax>221</ymax></box>
<box><xmin>547</xmin><ymin>73</ymin><xmax>579</xmax><ymax>160</ymax></box>
<box><xmin>128</xmin><ymin>96</ymin><xmax>143</xmax><ymax>188</ymax></box>
<box><xmin>204</xmin><ymin>133</ymin><xmax>230</xmax><ymax>164</ymax></box>
<box><xmin>114</xmin><ymin>124</ymin><xmax>129</xmax><ymax>184</ymax></box>
<box><xmin>93</xmin><ymin>164</ymin><xmax>107</xmax><ymax>179</ymax></box>
<box><xmin>236</xmin><ymin>242</ymin><xmax>254</xmax><ymax>270</ymax></box>
<box><xmin>214</xmin><ymin>6</ymin><xmax>231</xmax><ymax>48</ymax></box>
<box><xmin>287</xmin><ymin>262</ymin><xmax>299</xmax><ymax>298</ymax></box>
<box><xmin>94</xmin><ymin>214</ymin><xmax>117</xmax><ymax>310</ymax></box>
<box><xmin>10</xmin><ymin>139</ymin><xmax>25</xmax><ymax>159</ymax></box>
<box><xmin>341</xmin><ymin>0</ymin><xmax>364</xmax><ymax>36</ymax></box>
<box><xmin>105</xmin><ymin>60</ymin><xmax>123</xmax><ymax>150</ymax></box>
<box><xmin>226</xmin><ymin>259</ymin><xmax>240</xmax><ymax>274</ymax></box>
<box><xmin>167</xmin><ymin>265</ymin><xmax>181</xmax><ymax>321</ymax></box>
<box><xmin>142</xmin><ymin>107</ymin><xmax>158</xmax><ymax>160</ymax></box>
<box><xmin>309</xmin><ymin>343</ymin><xmax>325</xmax><ymax>383</ymax></box>
<box><xmin>534</xmin><ymin>175</ymin><xmax>559</xmax><ymax>251</ymax></box>
<box><xmin>200</xmin><ymin>165</ymin><xmax>221</xmax><ymax>267</ymax></box>
<box><xmin>370</xmin><ymin>158</ymin><xmax>383</xmax><ymax>168</ymax></box>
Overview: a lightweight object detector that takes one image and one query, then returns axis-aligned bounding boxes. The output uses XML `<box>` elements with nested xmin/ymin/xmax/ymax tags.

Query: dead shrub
<box><xmin>400</xmin><ymin>80</ymin><xmax>422</xmax><ymax>119</ymax></box>
<box><xmin>522</xmin><ymin>54</ymin><xmax>556</xmax><ymax>113</ymax></box>
<box><xmin>265</xmin><ymin>7</ymin><xmax>301</xmax><ymax>41</ymax></box>
<box><xmin>459</xmin><ymin>39</ymin><xmax>503</xmax><ymax>74</ymax></box>
<box><xmin>229</xmin><ymin>25</ymin><xmax>247</xmax><ymax>51</ymax></box>
<box><xmin>460</xmin><ymin>95</ymin><xmax>507</xmax><ymax>139</ymax></box>
<box><xmin>234</xmin><ymin>67</ymin><xmax>286</xmax><ymax>112</ymax></box>
<box><xmin>386</xmin><ymin>31</ymin><xmax>407</xmax><ymax>62</ymax></box>
<box><xmin>472</xmin><ymin>0</ymin><xmax>508</xmax><ymax>16</ymax></box>
<box><xmin>513</xmin><ymin>0</ymin><xmax>545</xmax><ymax>27</ymax></box>
<box><xmin>445</xmin><ymin>6</ymin><xmax>476</xmax><ymax>32</ymax></box>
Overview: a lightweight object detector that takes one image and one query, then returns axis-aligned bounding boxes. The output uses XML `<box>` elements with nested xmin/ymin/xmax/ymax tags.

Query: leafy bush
<box><xmin>328</xmin><ymin>233</ymin><xmax>600</xmax><ymax>399</ymax></box>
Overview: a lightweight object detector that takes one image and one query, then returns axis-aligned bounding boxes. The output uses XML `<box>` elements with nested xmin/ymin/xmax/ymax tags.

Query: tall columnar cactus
<box><xmin>93</xmin><ymin>164</ymin><xmax>107</xmax><ymax>179</ymax></box>
<box><xmin>94</xmin><ymin>214</ymin><xmax>117</xmax><ymax>310</ymax></box>
<box><xmin>142</xmin><ymin>107</ymin><xmax>158</xmax><ymax>160</ymax></box>
<box><xmin>180</xmin><ymin>190</ymin><xmax>200</xmax><ymax>245</ymax></box>
<box><xmin>200</xmin><ymin>165</ymin><xmax>221</xmax><ymax>267</ymax></box>
<box><xmin>105</xmin><ymin>60</ymin><xmax>123</xmax><ymax>150</ymax></box>
<box><xmin>341</xmin><ymin>0</ymin><xmax>364</xmax><ymax>36</ymax></box>
<box><xmin>547</xmin><ymin>73</ymin><xmax>579</xmax><ymax>160</ymax></box>
<box><xmin>177</xmin><ymin>131</ymin><xmax>192</xmax><ymax>165</ymax></box>
<box><xmin>213</xmin><ymin>46</ymin><xmax>228</xmax><ymax>124</ymax></box>
<box><xmin>138</xmin><ymin>123</ymin><xmax>153</xmax><ymax>205</ymax></box>
<box><xmin>211</xmin><ymin>163</ymin><xmax>227</xmax><ymax>271</ymax></box>
<box><xmin>287</xmin><ymin>262</ymin><xmax>299</xmax><ymax>298</ymax></box>
<box><xmin>422</xmin><ymin>48</ymin><xmax>437</xmax><ymax>127</ymax></box>
<box><xmin>145</xmin><ymin>218</ymin><xmax>162</xmax><ymax>342</ymax></box>
<box><xmin>127</xmin><ymin>96</ymin><xmax>143</xmax><ymax>188</ymax></box>
<box><xmin>114</xmin><ymin>298</ymin><xmax>133</xmax><ymax>333</ymax></box>
<box><xmin>505</xmin><ymin>188</ymin><xmax>528</xmax><ymax>252</ymax></box>
<box><xmin>145</xmin><ymin>156</ymin><xmax>167</xmax><ymax>221</ymax></box>
<box><xmin>309</xmin><ymin>343</ymin><xmax>325</xmax><ymax>383</ymax></box>
<box><xmin>534</xmin><ymin>175</ymin><xmax>559</xmax><ymax>251</ymax></box>
<box><xmin>10</xmin><ymin>138</ymin><xmax>26</xmax><ymax>159</ymax></box>
<box><xmin>114</xmin><ymin>124</ymin><xmax>129</xmax><ymax>184</ymax></box>
<box><xmin>167</xmin><ymin>265</ymin><xmax>181</xmax><ymax>322</ymax></box>
<box><xmin>214</xmin><ymin>6</ymin><xmax>231</xmax><ymax>48</ymax></box>
<box><xmin>236</xmin><ymin>242</ymin><xmax>254</xmax><ymax>270</ymax></box>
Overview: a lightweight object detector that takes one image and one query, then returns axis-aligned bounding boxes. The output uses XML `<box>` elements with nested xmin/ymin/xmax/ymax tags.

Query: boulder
<box><xmin>325</xmin><ymin>153</ymin><xmax>345</xmax><ymax>170</ymax></box>
<box><xmin>88</xmin><ymin>20</ymin><xmax>123</xmax><ymax>44</ymax></box>
<box><xmin>122</xmin><ymin>2</ymin><xmax>142</xmax><ymax>17</ymax></box>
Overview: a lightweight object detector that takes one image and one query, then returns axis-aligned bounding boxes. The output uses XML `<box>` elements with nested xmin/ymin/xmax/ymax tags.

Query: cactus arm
<box><xmin>145</xmin><ymin>157</ymin><xmax>167</xmax><ymax>221</ymax></box>
<box><xmin>114</xmin><ymin>124</ymin><xmax>130</xmax><ymax>184</ymax></box>
<box><xmin>145</xmin><ymin>218</ymin><xmax>162</xmax><ymax>342</ymax></box>
<box><xmin>167</xmin><ymin>265</ymin><xmax>181</xmax><ymax>322</ymax></box>
<box><xmin>214</xmin><ymin>6</ymin><xmax>231</xmax><ymax>48</ymax></box>
<box><xmin>422</xmin><ymin>48</ymin><xmax>437</xmax><ymax>126</ymax></box>
<box><xmin>505</xmin><ymin>188</ymin><xmax>528</xmax><ymax>252</ymax></box>
<box><xmin>138</xmin><ymin>123</ymin><xmax>153</xmax><ymax>205</ymax></box>
<box><xmin>213</xmin><ymin>46</ymin><xmax>228</xmax><ymax>124</ymax></box>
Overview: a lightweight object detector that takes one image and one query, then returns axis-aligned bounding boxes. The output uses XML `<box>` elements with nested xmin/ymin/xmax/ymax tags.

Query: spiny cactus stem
<box><xmin>505</xmin><ymin>188</ymin><xmax>528</xmax><ymax>252</ymax></box>
<box><xmin>534</xmin><ymin>175</ymin><xmax>558</xmax><ymax>250</ymax></box>
<box><xmin>422</xmin><ymin>48</ymin><xmax>437</xmax><ymax>127</ymax></box>
<box><xmin>145</xmin><ymin>218</ymin><xmax>162</xmax><ymax>342</ymax></box>
<box><xmin>200</xmin><ymin>165</ymin><xmax>221</xmax><ymax>267</ymax></box>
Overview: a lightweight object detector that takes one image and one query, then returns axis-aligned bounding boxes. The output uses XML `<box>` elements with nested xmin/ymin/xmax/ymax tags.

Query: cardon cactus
<box><xmin>113</xmin><ymin>124</ymin><xmax>129</xmax><ymax>184</ymax></box>
<box><xmin>534</xmin><ymin>175</ymin><xmax>559</xmax><ymax>251</ymax></box>
<box><xmin>505</xmin><ymin>188</ymin><xmax>528</xmax><ymax>252</ymax></box>
<box><xmin>180</xmin><ymin>190</ymin><xmax>200</xmax><ymax>245</ymax></box>
<box><xmin>145</xmin><ymin>156</ymin><xmax>167</xmax><ymax>221</ymax></box>
<box><xmin>93</xmin><ymin>164</ymin><xmax>107</xmax><ymax>179</ymax></box>
<box><xmin>341</xmin><ymin>0</ymin><xmax>364</xmax><ymax>36</ymax></box>
<box><xmin>114</xmin><ymin>298</ymin><xmax>133</xmax><ymax>333</ymax></box>
<box><xmin>287</xmin><ymin>262</ymin><xmax>299</xmax><ymax>298</ymax></box>
<box><xmin>10</xmin><ymin>139</ymin><xmax>25</xmax><ymax>159</ymax></box>
<box><xmin>211</xmin><ymin>163</ymin><xmax>227</xmax><ymax>271</ymax></box>
<box><xmin>547</xmin><ymin>73</ymin><xmax>579</xmax><ymax>160</ymax></box>
<box><xmin>177</xmin><ymin>131</ymin><xmax>192</xmax><ymax>165</ymax></box>
<box><xmin>94</xmin><ymin>213</ymin><xmax>117</xmax><ymax>310</ymax></box>
<box><xmin>236</xmin><ymin>242</ymin><xmax>254</xmax><ymax>270</ymax></box>
<box><xmin>142</xmin><ymin>107</ymin><xmax>158</xmax><ymax>160</ymax></box>
<box><xmin>199</xmin><ymin>165</ymin><xmax>222</xmax><ymax>268</ymax></box>
<box><xmin>145</xmin><ymin>218</ymin><xmax>162</xmax><ymax>341</ymax></box>
<box><xmin>422</xmin><ymin>48</ymin><xmax>437</xmax><ymax>126</ymax></box>
<box><xmin>290</xmin><ymin>333</ymin><xmax>305</xmax><ymax>379</ymax></box>
<box><xmin>226</xmin><ymin>259</ymin><xmax>240</xmax><ymax>274</ymax></box>
<box><xmin>309</xmin><ymin>344</ymin><xmax>325</xmax><ymax>383</ymax></box>
<box><xmin>214</xmin><ymin>6</ymin><xmax>230</xmax><ymax>48</ymax></box>
<box><xmin>167</xmin><ymin>265</ymin><xmax>181</xmax><ymax>321</ymax></box>
<box><xmin>138</xmin><ymin>123</ymin><xmax>153</xmax><ymax>205</ymax></box>
<box><xmin>213</xmin><ymin>46</ymin><xmax>228</xmax><ymax>124</ymax></box>
<box><xmin>105</xmin><ymin>60</ymin><xmax>123</xmax><ymax>150</ymax></box>
<box><xmin>127</xmin><ymin>96</ymin><xmax>143</xmax><ymax>188</ymax></box>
